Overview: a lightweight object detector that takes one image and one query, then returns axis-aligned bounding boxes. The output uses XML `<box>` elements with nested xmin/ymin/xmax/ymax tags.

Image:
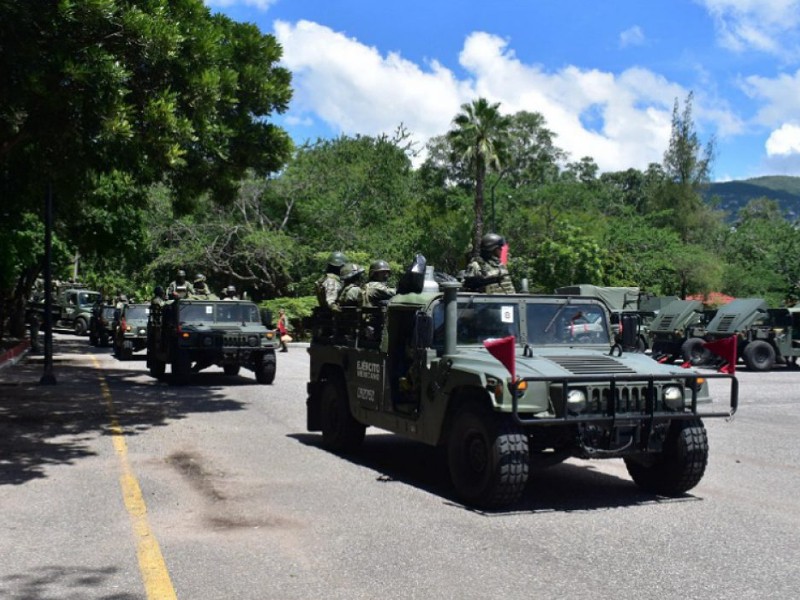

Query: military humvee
<box><xmin>648</xmin><ymin>299</ymin><xmax>718</xmax><ymax>364</ymax></box>
<box><xmin>147</xmin><ymin>298</ymin><xmax>278</xmax><ymax>384</ymax></box>
<box><xmin>89</xmin><ymin>304</ymin><xmax>117</xmax><ymax>347</ymax></box>
<box><xmin>113</xmin><ymin>303</ymin><xmax>150</xmax><ymax>360</ymax></box>
<box><xmin>703</xmin><ymin>298</ymin><xmax>800</xmax><ymax>371</ymax></box>
<box><xmin>307</xmin><ymin>280</ymin><xmax>737</xmax><ymax>508</ymax></box>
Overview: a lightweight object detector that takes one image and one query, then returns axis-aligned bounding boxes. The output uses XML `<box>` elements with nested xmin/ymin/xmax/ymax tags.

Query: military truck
<box><xmin>147</xmin><ymin>298</ymin><xmax>279</xmax><ymax>384</ymax></box>
<box><xmin>700</xmin><ymin>298</ymin><xmax>800</xmax><ymax>371</ymax></box>
<box><xmin>89</xmin><ymin>304</ymin><xmax>118</xmax><ymax>347</ymax></box>
<box><xmin>113</xmin><ymin>303</ymin><xmax>150</xmax><ymax>360</ymax></box>
<box><xmin>53</xmin><ymin>284</ymin><xmax>102</xmax><ymax>335</ymax></box>
<box><xmin>306</xmin><ymin>280</ymin><xmax>737</xmax><ymax>508</ymax></box>
<box><xmin>648</xmin><ymin>299</ymin><xmax>719</xmax><ymax>364</ymax></box>
<box><xmin>554</xmin><ymin>285</ymin><xmax>676</xmax><ymax>352</ymax></box>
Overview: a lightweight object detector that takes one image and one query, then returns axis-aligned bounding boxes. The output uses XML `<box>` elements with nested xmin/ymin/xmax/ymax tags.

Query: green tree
<box><xmin>0</xmin><ymin>0</ymin><xmax>293</xmax><ymax>333</ymax></box>
<box><xmin>447</xmin><ymin>98</ymin><xmax>511</xmax><ymax>256</ymax></box>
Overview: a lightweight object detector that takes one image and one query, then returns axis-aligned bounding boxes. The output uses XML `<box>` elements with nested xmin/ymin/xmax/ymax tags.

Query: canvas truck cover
<box><xmin>555</xmin><ymin>285</ymin><xmax>641</xmax><ymax>312</ymax></box>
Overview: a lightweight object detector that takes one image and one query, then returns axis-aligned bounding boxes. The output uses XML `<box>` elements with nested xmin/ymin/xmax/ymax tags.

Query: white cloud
<box><xmin>619</xmin><ymin>26</ymin><xmax>645</xmax><ymax>48</ymax></box>
<box><xmin>274</xmin><ymin>22</ymin><xmax>736</xmax><ymax>173</ymax></box>
<box><xmin>695</xmin><ymin>0</ymin><xmax>800</xmax><ymax>56</ymax></box>
<box><xmin>205</xmin><ymin>0</ymin><xmax>276</xmax><ymax>11</ymax></box>
<box><xmin>765</xmin><ymin>123</ymin><xmax>800</xmax><ymax>155</ymax></box>
<box><xmin>740</xmin><ymin>70</ymin><xmax>800</xmax><ymax>126</ymax></box>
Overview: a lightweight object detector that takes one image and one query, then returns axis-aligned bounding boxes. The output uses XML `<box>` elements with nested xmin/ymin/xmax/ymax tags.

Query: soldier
<box><xmin>115</xmin><ymin>294</ymin><xmax>128</xmax><ymax>310</ymax></box>
<box><xmin>223</xmin><ymin>285</ymin><xmax>239</xmax><ymax>301</ymax></box>
<box><xmin>167</xmin><ymin>269</ymin><xmax>194</xmax><ymax>299</ymax></box>
<box><xmin>362</xmin><ymin>260</ymin><xmax>396</xmax><ymax>308</ymax></box>
<box><xmin>338</xmin><ymin>263</ymin><xmax>365</xmax><ymax>306</ymax></box>
<box><xmin>463</xmin><ymin>233</ymin><xmax>516</xmax><ymax>294</ymax></box>
<box><xmin>150</xmin><ymin>286</ymin><xmax>167</xmax><ymax>308</ymax></box>
<box><xmin>316</xmin><ymin>251</ymin><xmax>346</xmax><ymax>310</ymax></box>
<box><xmin>192</xmin><ymin>274</ymin><xmax>218</xmax><ymax>299</ymax></box>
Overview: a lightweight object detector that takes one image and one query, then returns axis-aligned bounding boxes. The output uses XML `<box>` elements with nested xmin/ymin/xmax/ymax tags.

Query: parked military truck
<box><xmin>648</xmin><ymin>299</ymin><xmax>719</xmax><ymax>364</ymax></box>
<box><xmin>147</xmin><ymin>298</ymin><xmax>279</xmax><ymax>384</ymax></box>
<box><xmin>700</xmin><ymin>298</ymin><xmax>800</xmax><ymax>371</ymax></box>
<box><xmin>113</xmin><ymin>303</ymin><xmax>150</xmax><ymax>360</ymax></box>
<box><xmin>307</xmin><ymin>280</ymin><xmax>737</xmax><ymax>508</ymax></box>
<box><xmin>54</xmin><ymin>284</ymin><xmax>102</xmax><ymax>335</ymax></box>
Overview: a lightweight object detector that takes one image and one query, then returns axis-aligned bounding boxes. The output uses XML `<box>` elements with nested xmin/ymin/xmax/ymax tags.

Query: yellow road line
<box><xmin>92</xmin><ymin>356</ymin><xmax>178</xmax><ymax>600</ymax></box>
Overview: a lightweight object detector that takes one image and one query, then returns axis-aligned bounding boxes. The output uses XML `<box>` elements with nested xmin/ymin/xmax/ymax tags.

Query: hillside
<box><xmin>706</xmin><ymin>175</ymin><xmax>800</xmax><ymax>219</ymax></box>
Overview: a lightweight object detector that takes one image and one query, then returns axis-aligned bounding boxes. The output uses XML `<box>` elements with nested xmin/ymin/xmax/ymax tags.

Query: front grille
<box><xmin>550</xmin><ymin>383</ymin><xmax>669</xmax><ymax>416</ymax></box>
<box><xmin>548</xmin><ymin>355</ymin><xmax>637</xmax><ymax>375</ymax></box>
<box><xmin>223</xmin><ymin>334</ymin><xmax>248</xmax><ymax>347</ymax></box>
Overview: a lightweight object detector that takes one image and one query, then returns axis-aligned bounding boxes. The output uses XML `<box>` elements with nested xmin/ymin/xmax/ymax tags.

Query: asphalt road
<box><xmin>1</xmin><ymin>334</ymin><xmax>799</xmax><ymax>599</ymax></box>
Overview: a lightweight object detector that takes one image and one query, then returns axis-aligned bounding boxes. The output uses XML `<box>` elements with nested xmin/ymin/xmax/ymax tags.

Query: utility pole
<box><xmin>40</xmin><ymin>183</ymin><xmax>56</xmax><ymax>385</ymax></box>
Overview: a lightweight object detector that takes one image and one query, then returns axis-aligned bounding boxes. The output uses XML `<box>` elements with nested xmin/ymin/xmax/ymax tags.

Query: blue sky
<box><xmin>206</xmin><ymin>0</ymin><xmax>800</xmax><ymax>181</ymax></box>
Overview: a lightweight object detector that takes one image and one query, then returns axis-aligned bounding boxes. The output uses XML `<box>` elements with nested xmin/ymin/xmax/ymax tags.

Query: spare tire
<box><xmin>681</xmin><ymin>337</ymin><xmax>711</xmax><ymax>365</ymax></box>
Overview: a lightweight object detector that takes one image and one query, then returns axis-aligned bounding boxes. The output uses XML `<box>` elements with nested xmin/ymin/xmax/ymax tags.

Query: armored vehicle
<box><xmin>307</xmin><ymin>281</ymin><xmax>737</xmax><ymax>508</ymax></box>
<box><xmin>54</xmin><ymin>285</ymin><xmax>102</xmax><ymax>335</ymax></box>
<box><xmin>89</xmin><ymin>304</ymin><xmax>118</xmax><ymax>347</ymax></box>
<box><xmin>702</xmin><ymin>298</ymin><xmax>800</xmax><ymax>371</ymax></box>
<box><xmin>648</xmin><ymin>299</ymin><xmax>718</xmax><ymax>364</ymax></box>
<box><xmin>147</xmin><ymin>298</ymin><xmax>278</xmax><ymax>384</ymax></box>
<box><xmin>113</xmin><ymin>303</ymin><xmax>150</xmax><ymax>360</ymax></box>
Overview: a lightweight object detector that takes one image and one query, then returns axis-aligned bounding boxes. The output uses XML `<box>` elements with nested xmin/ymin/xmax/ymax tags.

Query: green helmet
<box><xmin>177</xmin><ymin>269</ymin><xmax>186</xmax><ymax>278</ymax></box>
<box><xmin>194</xmin><ymin>274</ymin><xmax>206</xmax><ymax>283</ymax></box>
<box><xmin>480</xmin><ymin>233</ymin><xmax>506</xmax><ymax>257</ymax></box>
<box><xmin>327</xmin><ymin>251</ymin><xmax>347</xmax><ymax>268</ymax></box>
<box><xmin>369</xmin><ymin>260</ymin><xmax>391</xmax><ymax>278</ymax></box>
<box><xmin>341</xmin><ymin>263</ymin><xmax>365</xmax><ymax>282</ymax></box>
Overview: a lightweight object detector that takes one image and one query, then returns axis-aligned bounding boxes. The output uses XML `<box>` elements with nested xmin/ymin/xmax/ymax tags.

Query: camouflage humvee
<box><xmin>648</xmin><ymin>299</ymin><xmax>718</xmax><ymax>364</ymax></box>
<box><xmin>113</xmin><ymin>303</ymin><xmax>150</xmax><ymax>360</ymax></box>
<box><xmin>307</xmin><ymin>280</ymin><xmax>737</xmax><ymax>508</ymax></box>
<box><xmin>147</xmin><ymin>298</ymin><xmax>279</xmax><ymax>384</ymax></box>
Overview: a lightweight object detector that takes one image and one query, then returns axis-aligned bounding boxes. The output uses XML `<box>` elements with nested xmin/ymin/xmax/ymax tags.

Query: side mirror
<box><xmin>397</xmin><ymin>254</ymin><xmax>427</xmax><ymax>295</ymax></box>
<box><xmin>413</xmin><ymin>312</ymin><xmax>434</xmax><ymax>349</ymax></box>
<box><xmin>620</xmin><ymin>313</ymin><xmax>639</xmax><ymax>350</ymax></box>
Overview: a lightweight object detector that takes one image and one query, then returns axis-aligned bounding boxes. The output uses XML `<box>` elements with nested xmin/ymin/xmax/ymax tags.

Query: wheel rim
<box><xmin>465</xmin><ymin>431</ymin><xmax>488</xmax><ymax>475</ymax></box>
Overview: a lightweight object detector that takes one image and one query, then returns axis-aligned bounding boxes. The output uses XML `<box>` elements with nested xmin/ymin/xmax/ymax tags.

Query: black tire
<box><xmin>681</xmin><ymin>337</ymin><xmax>710</xmax><ymax>365</ymax></box>
<box><xmin>743</xmin><ymin>340</ymin><xmax>775</xmax><ymax>372</ymax></box>
<box><xmin>224</xmin><ymin>364</ymin><xmax>241</xmax><ymax>377</ymax></box>
<box><xmin>149</xmin><ymin>358</ymin><xmax>166</xmax><ymax>378</ymax></box>
<box><xmin>254</xmin><ymin>355</ymin><xmax>276</xmax><ymax>384</ymax></box>
<box><xmin>74</xmin><ymin>318</ymin><xmax>88</xmax><ymax>337</ymax></box>
<box><xmin>447</xmin><ymin>403</ymin><xmax>529</xmax><ymax>508</ymax></box>
<box><xmin>624</xmin><ymin>419</ymin><xmax>708</xmax><ymax>496</ymax></box>
<box><xmin>171</xmin><ymin>351</ymin><xmax>192</xmax><ymax>385</ymax></box>
<box><xmin>320</xmin><ymin>379</ymin><xmax>365</xmax><ymax>453</ymax></box>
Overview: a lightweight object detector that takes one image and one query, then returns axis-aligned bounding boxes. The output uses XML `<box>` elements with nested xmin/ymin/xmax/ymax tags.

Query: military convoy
<box><xmin>146</xmin><ymin>298</ymin><xmax>279</xmax><ymax>384</ymax></box>
<box><xmin>648</xmin><ymin>299</ymin><xmax>718</xmax><ymax>364</ymax></box>
<box><xmin>52</xmin><ymin>284</ymin><xmax>102</xmax><ymax>336</ymax></box>
<box><xmin>307</xmin><ymin>273</ymin><xmax>737</xmax><ymax>508</ymax></box>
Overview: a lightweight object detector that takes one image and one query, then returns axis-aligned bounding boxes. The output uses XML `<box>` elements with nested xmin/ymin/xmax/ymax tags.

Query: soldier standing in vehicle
<box><xmin>316</xmin><ymin>251</ymin><xmax>347</xmax><ymax>310</ymax></box>
<box><xmin>192</xmin><ymin>274</ymin><xmax>217</xmax><ymax>299</ymax></box>
<box><xmin>338</xmin><ymin>263</ymin><xmax>365</xmax><ymax>306</ymax></box>
<box><xmin>363</xmin><ymin>260</ymin><xmax>396</xmax><ymax>308</ymax></box>
<box><xmin>167</xmin><ymin>269</ymin><xmax>194</xmax><ymax>299</ymax></box>
<box><xmin>223</xmin><ymin>285</ymin><xmax>239</xmax><ymax>300</ymax></box>
<box><xmin>463</xmin><ymin>233</ymin><xmax>516</xmax><ymax>294</ymax></box>
<box><xmin>150</xmin><ymin>286</ymin><xmax>167</xmax><ymax>308</ymax></box>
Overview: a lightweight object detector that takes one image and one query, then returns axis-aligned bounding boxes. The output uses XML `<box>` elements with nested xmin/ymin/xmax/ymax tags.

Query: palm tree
<box><xmin>447</xmin><ymin>98</ymin><xmax>511</xmax><ymax>257</ymax></box>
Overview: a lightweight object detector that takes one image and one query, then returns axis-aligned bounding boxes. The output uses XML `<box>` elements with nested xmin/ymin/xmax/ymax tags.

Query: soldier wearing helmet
<box><xmin>463</xmin><ymin>233</ymin><xmax>516</xmax><ymax>294</ymax></box>
<box><xmin>338</xmin><ymin>263</ymin><xmax>366</xmax><ymax>306</ymax></box>
<box><xmin>192</xmin><ymin>273</ymin><xmax>217</xmax><ymax>299</ymax></box>
<box><xmin>167</xmin><ymin>269</ymin><xmax>195</xmax><ymax>299</ymax></box>
<box><xmin>363</xmin><ymin>259</ymin><xmax>396</xmax><ymax>308</ymax></box>
<box><xmin>222</xmin><ymin>285</ymin><xmax>239</xmax><ymax>301</ymax></box>
<box><xmin>150</xmin><ymin>286</ymin><xmax>167</xmax><ymax>308</ymax></box>
<box><xmin>316</xmin><ymin>251</ymin><xmax>347</xmax><ymax>310</ymax></box>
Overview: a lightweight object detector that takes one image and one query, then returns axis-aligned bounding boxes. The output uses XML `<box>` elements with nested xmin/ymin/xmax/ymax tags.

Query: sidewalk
<box><xmin>0</xmin><ymin>338</ymin><xmax>30</xmax><ymax>370</ymax></box>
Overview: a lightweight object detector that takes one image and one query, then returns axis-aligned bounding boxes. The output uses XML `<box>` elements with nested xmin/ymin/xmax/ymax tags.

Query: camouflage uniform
<box><xmin>316</xmin><ymin>273</ymin><xmax>343</xmax><ymax>309</ymax></box>
<box><xmin>463</xmin><ymin>233</ymin><xmax>516</xmax><ymax>294</ymax></box>
<box><xmin>362</xmin><ymin>260</ymin><xmax>396</xmax><ymax>308</ymax></box>
<box><xmin>338</xmin><ymin>263</ymin><xmax>365</xmax><ymax>307</ymax></box>
<box><xmin>167</xmin><ymin>270</ymin><xmax>195</xmax><ymax>299</ymax></box>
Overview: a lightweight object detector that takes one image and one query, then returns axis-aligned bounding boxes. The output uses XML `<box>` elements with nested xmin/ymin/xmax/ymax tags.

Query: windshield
<box><xmin>179</xmin><ymin>302</ymin><xmax>261</xmax><ymax>324</ymax></box>
<box><xmin>125</xmin><ymin>305</ymin><xmax>149</xmax><ymax>320</ymax></box>
<box><xmin>526</xmin><ymin>302</ymin><xmax>610</xmax><ymax>345</ymax></box>
<box><xmin>433</xmin><ymin>301</ymin><xmax>519</xmax><ymax>346</ymax></box>
<box><xmin>78</xmin><ymin>292</ymin><xmax>101</xmax><ymax>306</ymax></box>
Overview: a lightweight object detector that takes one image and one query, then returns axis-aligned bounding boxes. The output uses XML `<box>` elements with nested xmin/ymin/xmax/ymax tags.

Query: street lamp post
<box><xmin>40</xmin><ymin>183</ymin><xmax>56</xmax><ymax>385</ymax></box>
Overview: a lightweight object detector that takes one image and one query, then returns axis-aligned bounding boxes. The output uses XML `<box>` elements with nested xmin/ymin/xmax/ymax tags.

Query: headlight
<box><xmin>566</xmin><ymin>389</ymin><xmax>587</xmax><ymax>415</ymax></box>
<box><xmin>663</xmin><ymin>385</ymin><xmax>684</xmax><ymax>410</ymax></box>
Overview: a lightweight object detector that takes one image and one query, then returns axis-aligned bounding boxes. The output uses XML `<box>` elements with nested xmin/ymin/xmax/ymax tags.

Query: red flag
<box><xmin>703</xmin><ymin>335</ymin><xmax>737</xmax><ymax>374</ymax></box>
<box><xmin>484</xmin><ymin>335</ymin><xmax>516</xmax><ymax>381</ymax></box>
<box><xmin>500</xmin><ymin>243</ymin><xmax>509</xmax><ymax>265</ymax></box>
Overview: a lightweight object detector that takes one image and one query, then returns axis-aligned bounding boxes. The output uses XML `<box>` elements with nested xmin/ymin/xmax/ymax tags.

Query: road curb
<box><xmin>0</xmin><ymin>339</ymin><xmax>31</xmax><ymax>370</ymax></box>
